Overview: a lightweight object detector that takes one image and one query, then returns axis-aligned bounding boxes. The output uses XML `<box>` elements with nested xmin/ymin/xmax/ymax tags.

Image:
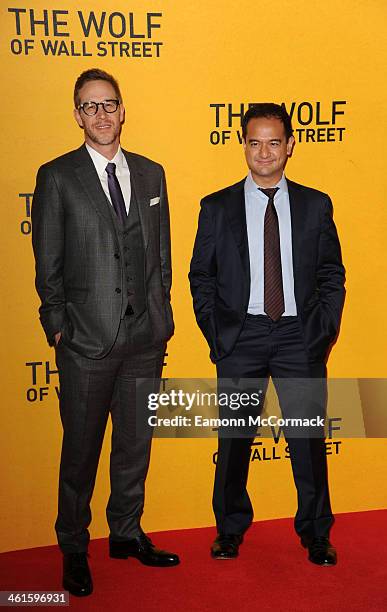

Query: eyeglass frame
<box><xmin>77</xmin><ymin>99</ymin><xmax>121</xmax><ymax>116</ymax></box>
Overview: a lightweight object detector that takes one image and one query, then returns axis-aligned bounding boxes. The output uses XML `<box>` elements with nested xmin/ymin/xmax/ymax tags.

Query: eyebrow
<box><xmin>248</xmin><ymin>138</ymin><xmax>282</xmax><ymax>143</ymax></box>
<box><xmin>82</xmin><ymin>99</ymin><xmax>118</xmax><ymax>103</ymax></box>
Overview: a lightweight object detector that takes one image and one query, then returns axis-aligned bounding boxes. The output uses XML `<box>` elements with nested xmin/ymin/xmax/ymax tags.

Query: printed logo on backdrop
<box><xmin>7</xmin><ymin>8</ymin><xmax>163</xmax><ymax>58</ymax></box>
<box><xmin>24</xmin><ymin>355</ymin><xmax>169</xmax><ymax>399</ymax></box>
<box><xmin>25</xmin><ymin>359</ymin><xmax>59</xmax><ymax>403</ymax></box>
<box><xmin>209</xmin><ymin>101</ymin><xmax>346</xmax><ymax>145</ymax></box>
<box><xmin>19</xmin><ymin>193</ymin><xmax>33</xmax><ymax>235</ymax></box>
<box><xmin>212</xmin><ymin>438</ymin><xmax>343</xmax><ymax>466</ymax></box>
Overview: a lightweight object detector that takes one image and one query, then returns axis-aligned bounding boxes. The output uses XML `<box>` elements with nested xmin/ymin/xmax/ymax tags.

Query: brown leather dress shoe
<box><xmin>109</xmin><ymin>532</ymin><xmax>180</xmax><ymax>566</ymax></box>
<box><xmin>211</xmin><ymin>534</ymin><xmax>243</xmax><ymax>559</ymax></box>
<box><xmin>62</xmin><ymin>552</ymin><xmax>93</xmax><ymax>597</ymax></box>
<box><xmin>301</xmin><ymin>536</ymin><xmax>337</xmax><ymax>566</ymax></box>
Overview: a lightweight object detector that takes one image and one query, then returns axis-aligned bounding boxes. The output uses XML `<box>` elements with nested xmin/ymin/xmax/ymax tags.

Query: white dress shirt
<box><xmin>85</xmin><ymin>143</ymin><xmax>131</xmax><ymax>213</ymax></box>
<box><xmin>244</xmin><ymin>172</ymin><xmax>297</xmax><ymax>316</ymax></box>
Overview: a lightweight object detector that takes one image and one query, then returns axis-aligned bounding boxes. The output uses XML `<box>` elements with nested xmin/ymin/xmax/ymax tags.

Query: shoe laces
<box><xmin>218</xmin><ymin>534</ymin><xmax>239</xmax><ymax>545</ymax></box>
<box><xmin>138</xmin><ymin>532</ymin><xmax>153</xmax><ymax>549</ymax></box>
<box><xmin>70</xmin><ymin>552</ymin><xmax>89</xmax><ymax>568</ymax></box>
<box><xmin>310</xmin><ymin>537</ymin><xmax>330</xmax><ymax>551</ymax></box>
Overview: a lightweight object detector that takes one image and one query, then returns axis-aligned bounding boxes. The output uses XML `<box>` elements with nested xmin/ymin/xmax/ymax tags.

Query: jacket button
<box><xmin>114</xmin><ymin>253</ymin><xmax>120</xmax><ymax>259</ymax></box>
<box><xmin>115</xmin><ymin>288</ymin><xmax>121</xmax><ymax>293</ymax></box>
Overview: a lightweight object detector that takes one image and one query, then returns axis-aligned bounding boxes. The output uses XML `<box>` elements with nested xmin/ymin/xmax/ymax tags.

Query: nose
<box><xmin>95</xmin><ymin>103</ymin><xmax>107</xmax><ymax>117</ymax></box>
<box><xmin>259</xmin><ymin>143</ymin><xmax>270</xmax><ymax>159</ymax></box>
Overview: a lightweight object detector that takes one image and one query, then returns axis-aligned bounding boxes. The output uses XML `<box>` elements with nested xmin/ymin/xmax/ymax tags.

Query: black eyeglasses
<box><xmin>78</xmin><ymin>99</ymin><xmax>120</xmax><ymax>116</ymax></box>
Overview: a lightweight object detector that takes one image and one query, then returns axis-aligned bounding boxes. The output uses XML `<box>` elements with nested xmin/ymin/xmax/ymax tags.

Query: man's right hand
<box><xmin>54</xmin><ymin>332</ymin><xmax>62</xmax><ymax>346</ymax></box>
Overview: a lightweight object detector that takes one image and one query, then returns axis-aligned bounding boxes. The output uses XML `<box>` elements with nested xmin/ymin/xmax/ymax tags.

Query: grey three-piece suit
<box><xmin>32</xmin><ymin>144</ymin><xmax>173</xmax><ymax>552</ymax></box>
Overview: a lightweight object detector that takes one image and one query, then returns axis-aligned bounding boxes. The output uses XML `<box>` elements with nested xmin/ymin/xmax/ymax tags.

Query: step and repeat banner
<box><xmin>1</xmin><ymin>1</ymin><xmax>387</xmax><ymax>552</ymax></box>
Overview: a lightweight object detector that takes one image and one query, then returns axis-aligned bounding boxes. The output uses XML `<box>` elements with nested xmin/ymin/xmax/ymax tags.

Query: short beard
<box><xmin>84</xmin><ymin>125</ymin><xmax>121</xmax><ymax>147</ymax></box>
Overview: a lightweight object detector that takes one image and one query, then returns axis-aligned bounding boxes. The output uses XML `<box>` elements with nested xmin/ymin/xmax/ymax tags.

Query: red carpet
<box><xmin>1</xmin><ymin>510</ymin><xmax>386</xmax><ymax>611</ymax></box>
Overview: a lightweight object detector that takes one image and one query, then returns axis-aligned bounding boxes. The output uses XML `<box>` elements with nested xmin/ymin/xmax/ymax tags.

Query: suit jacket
<box><xmin>189</xmin><ymin>178</ymin><xmax>345</xmax><ymax>363</ymax></box>
<box><xmin>32</xmin><ymin>144</ymin><xmax>174</xmax><ymax>358</ymax></box>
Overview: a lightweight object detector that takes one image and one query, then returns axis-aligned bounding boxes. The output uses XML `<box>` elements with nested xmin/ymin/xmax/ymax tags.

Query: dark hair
<box><xmin>242</xmin><ymin>103</ymin><xmax>293</xmax><ymax>141</ymax></box>
<box><xmin>74</xmin><ymin>68</ymin><xmax>122</xmax><ymax>107</ymax></box>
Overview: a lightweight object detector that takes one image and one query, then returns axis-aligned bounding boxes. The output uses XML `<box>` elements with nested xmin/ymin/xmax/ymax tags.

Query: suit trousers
<box><xmin>54</xmin><ymin>314</ymin><xmax>165</xmax><ymax>553</ymax></box>
<box><xmin>214</xmin><ymin>314</ymin><xmax>333</xmax><ymax>539</ymax></box>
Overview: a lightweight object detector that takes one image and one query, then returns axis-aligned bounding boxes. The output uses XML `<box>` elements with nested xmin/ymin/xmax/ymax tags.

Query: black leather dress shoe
<box><xmin>109</xmin><ymin>533</ymin><xmax>180</xmax><ymax>566</ymax></box>
<box><xmin>301</xmin><ymin>536</ymin><xmax>337</xmax><ymax>566</ymax></box>
<box><xmin>63</xmin><ymin>552</ymin><xmax>93</xmax><ymax>597</ymax></box>
<box><xmin>211</xmin><ymin>534</ymin><xmax>243</xmax><ymax>559</ymax></box>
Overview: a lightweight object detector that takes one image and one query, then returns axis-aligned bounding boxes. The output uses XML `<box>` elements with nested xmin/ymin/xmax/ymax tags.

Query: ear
<box><xmin>242</xmin><ymin>138</ymin><xmax>247</xmax><ymax>151</ymax></box>
<box><xmin>119</xmin><ymin>103</ymin><xmax>125</xmax><ymax>124</ymax></box>
<box><xmin>73</xmin><ymin>107</ymin><xmax>84</xmax><ymax>129</ymax></box>
<box><xmin>286</xmin><ymin>135</ymin><xmax>295</xmax><ymax>156</ymax></box>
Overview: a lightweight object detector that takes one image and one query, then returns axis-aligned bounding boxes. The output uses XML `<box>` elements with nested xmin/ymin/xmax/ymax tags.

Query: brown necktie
<box><xmin>259</xmin><ymin>187</ymin><xmax>285</xmax><ymax>321</ymax></box>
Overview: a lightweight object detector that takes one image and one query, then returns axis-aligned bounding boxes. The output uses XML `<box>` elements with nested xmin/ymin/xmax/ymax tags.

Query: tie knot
<box><xmin>259</xmin><ymin>187</ymin><xmax>279</xmax><ymax>201</ymax></box>
<box><xmin>105</xmin><ymin>162</ymin><xmax>116</xmax><ymax>176</ymax></box>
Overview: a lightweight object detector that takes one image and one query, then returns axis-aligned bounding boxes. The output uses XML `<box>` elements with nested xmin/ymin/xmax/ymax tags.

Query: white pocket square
<box><xmin>150</xmin><ymin>197</ymin><xmax>160</xmax><ymax>206</ymax></box>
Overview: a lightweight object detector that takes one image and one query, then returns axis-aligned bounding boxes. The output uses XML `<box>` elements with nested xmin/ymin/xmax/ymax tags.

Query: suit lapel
<box><xmin>73</xmin><ymin>145</ymin><xmax>115</xmax><ymax>226</ymax></box>
<box><xmin>287</xmin><ymin>179</ymin><xmax>309</xmax><ymax>273</ymax></box>
<box><xmin>224</xmin><ymin>179</ymin><xmax>250</xmax><ymax>281</ymax></box>
<box><xmin>123</xmin><ymin>151</ymin><xmax>149</xmax><ymax>249</ymax></box>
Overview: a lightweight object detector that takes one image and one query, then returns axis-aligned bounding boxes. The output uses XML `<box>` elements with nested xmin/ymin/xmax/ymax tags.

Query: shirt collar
<box><xmin>245</xmin><ymin>171</ymin><xmax>288</xmax><ymax>196</ymax></box>
<box><xmin>85</xmin><ymin>143</ymin><xmax>127</xmax><ymax>178</ymax></box>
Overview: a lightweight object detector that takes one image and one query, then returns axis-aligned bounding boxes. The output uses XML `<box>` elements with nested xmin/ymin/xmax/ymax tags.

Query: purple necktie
<box><xmin>259</xmin><ymin>187</ymin><xmax>285</xmax><ymax>321</ymax></box>
<box><xmin>105</xmin><ymin>162</ymin><xmax>127</xmax><ymax>224</ymax></box>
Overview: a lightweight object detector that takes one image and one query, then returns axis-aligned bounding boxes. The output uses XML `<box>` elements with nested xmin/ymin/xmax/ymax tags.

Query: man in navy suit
<box><xmin>189</xmin><ymin>103</ymin><xmax>345</xmax><ymax>565</ymax></box>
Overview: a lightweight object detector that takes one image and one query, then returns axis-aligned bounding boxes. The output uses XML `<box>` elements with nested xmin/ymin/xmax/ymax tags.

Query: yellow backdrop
<box><xmin>1</xmin><ymin>0</ymin><xmax>387</xmax><ymax>552</ymax></box>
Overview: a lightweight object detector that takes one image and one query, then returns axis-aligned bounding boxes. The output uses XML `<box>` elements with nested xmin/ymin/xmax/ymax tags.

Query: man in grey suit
<box><xmin>32</xmin><ymin>68</ymin><xmax>179</xmax><ymax>597</ymax></box>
